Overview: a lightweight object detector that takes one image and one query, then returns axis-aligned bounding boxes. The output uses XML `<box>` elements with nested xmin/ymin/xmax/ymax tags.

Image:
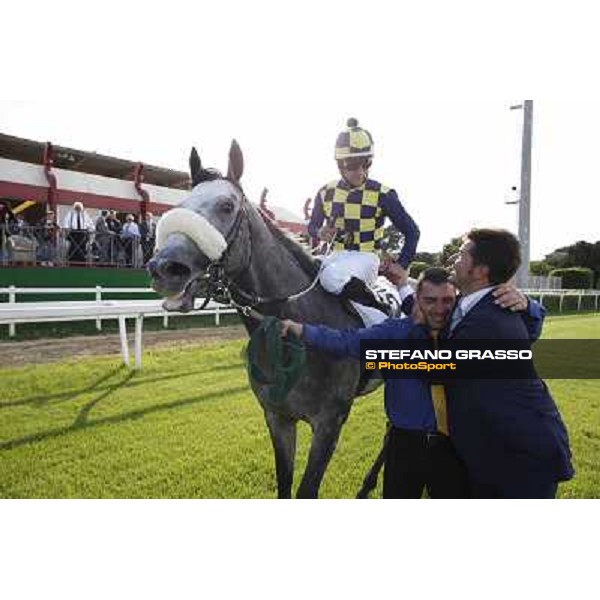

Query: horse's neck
<box><xmin>236</xmin><ymin>208</ymin><xmax>312</xmax><ymax>300</ymax></box>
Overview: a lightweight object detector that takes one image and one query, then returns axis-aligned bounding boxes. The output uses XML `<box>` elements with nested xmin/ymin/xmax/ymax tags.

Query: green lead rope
<box><xmin>246</xmin><ymin>316</ymin><xmax>306</xmax><ymax>409</ymax></box>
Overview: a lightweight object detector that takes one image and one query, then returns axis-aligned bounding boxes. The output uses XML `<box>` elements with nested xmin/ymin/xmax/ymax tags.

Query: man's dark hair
<box><xmin>416</xmin><ymin>267</ymin><xmax>454</xmax><ymax>293</ymax></box>
<box><xmin>466</xmin><ymin>228</ymin><xmax>521</xmax><ymax>285</ymax></box>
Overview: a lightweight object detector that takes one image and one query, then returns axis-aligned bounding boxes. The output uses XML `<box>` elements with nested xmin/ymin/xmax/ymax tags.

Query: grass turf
<box><xmin>0</xmin><ymin>313</ymin><xmax>598</xmax><ymax>498</ymax></box>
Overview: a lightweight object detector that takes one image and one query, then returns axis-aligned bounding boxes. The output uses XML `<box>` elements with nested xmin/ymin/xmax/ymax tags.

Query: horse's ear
<box><xmin>227</xmin><ymin>139</ymin><xmax>244</xmax><ymax>183</ymax></box>
<box><xmin>189</xmin><ymin>147</ymin><xmax>202</xmax><ymax>187</ymax></box>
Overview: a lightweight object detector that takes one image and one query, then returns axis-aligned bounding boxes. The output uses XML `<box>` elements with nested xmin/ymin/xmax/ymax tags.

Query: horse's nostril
<box><xmin>147</xmin><ymin>259</ymin><xmax>160</xmax><ymax>278</ymax></box>
<box><xmin>164</xmin><ymin>261</ymin><xmax>191</xmax><ymax>279</ymax></box>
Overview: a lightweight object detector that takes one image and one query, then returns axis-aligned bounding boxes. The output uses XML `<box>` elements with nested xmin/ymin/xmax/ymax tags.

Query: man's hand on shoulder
<box><xmin>493</xmin><ymin>283</ymin><xmax>528</xmax><ymax>312</ymax></box>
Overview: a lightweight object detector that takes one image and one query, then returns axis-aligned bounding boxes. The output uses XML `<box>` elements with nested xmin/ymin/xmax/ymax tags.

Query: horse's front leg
<box><xmin>296</xmin><ymin>412</ymin><xmax>348</xmax><ymax>499</ymax></box>
<box><xmin>264</xmin><ymin>410</ymin><xmax>297</xmax><ymax>499</ymax></box>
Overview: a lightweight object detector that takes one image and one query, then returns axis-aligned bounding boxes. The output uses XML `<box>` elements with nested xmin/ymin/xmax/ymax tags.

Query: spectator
<box><xmin>121</xmin><ymin>213</ymin><xmax>141</xmax><ymax>266</ymax></box>
<box><xmin>15</xmin><ymin>214</ymin><xmax>27</xmax><ymax>235</ymax></box>
<box><xmin>139</xmin><ymin>212</ymin><xmax>156</xmax><ymax>264</ymax></box>
<box><xmin>106</xmin><ymin>210</ymin><xmax>122</xmax><ymax>235</ymax></box>
<box><xmin>0</xmin><ymin>202</ymin><xmax>17</xmax><ymax>261</ymax></box>
<box><xmin>95</xmin><ymin>209</ymin><xmax>113</xmax><ymax>264</ymax></box>
<box><xmin>62</xmin><ymin>201</ymin><xmax>94</xmax><ymax>263</ymax></box>
<box><xmin>37</xmin><ymin>210</ymin><xmax>59</xmax><ymax>266</ymax></box>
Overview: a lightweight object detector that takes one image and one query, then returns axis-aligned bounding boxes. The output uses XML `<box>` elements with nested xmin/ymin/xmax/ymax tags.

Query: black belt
<box><xmin>394</xmin><ymin>427</ymin><xmax>450</xmax><ymax>445</ymax></box>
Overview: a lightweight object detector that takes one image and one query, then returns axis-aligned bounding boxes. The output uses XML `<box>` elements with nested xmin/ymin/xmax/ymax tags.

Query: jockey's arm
<box><xmin>307</xmin><ymin>191</ymin><xmax>325</xmax><ymax>242</ymax></box>
<box><xmin>380</xmin><ymin>190</ymin><xmax>420</xmax><ymax>269</ymax></box>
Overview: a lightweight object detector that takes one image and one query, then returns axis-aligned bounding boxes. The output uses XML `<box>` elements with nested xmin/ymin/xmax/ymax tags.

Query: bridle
<box><xmin>178</xmin><ymin>183</ymin><xmax>323</xmax><ymax>318</ymax></box>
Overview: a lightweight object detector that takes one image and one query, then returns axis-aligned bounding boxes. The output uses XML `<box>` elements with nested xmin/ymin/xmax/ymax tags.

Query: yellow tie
<box><xmin>430</xmin><ymin>331</ymin><xmax>449</xmax><ymax>435</ymax></box>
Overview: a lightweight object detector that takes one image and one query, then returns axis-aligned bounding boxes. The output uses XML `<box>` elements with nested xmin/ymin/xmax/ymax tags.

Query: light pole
<box><xmin>509</xmin><ymin>101</ymin><xmax>534</xmax><ymax>288</ymax></box>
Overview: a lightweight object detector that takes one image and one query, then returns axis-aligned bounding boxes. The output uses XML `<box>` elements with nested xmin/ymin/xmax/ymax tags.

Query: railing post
<box><xmin>96</xmin><ymin>285</ymin><xmax>102</xmax><ymax>331</ymax></box>
<box><xmin>577</xmin><ymin>292</ymin><xmax>583</xmax><ymax>312</ymax></box>
<box><xmin>559</xmin><ymin>292</ymin><xmax>565</xmax><ymax>313</ymax></box>
<box><xmin>8</xmin><ymin>285</ymin><xmax>16</xmax><ymax>337</ymax></box>
<box><xmin>215</xmin><ymin>306</ymin><xmax>220</xmax><ymax>326</ymax></box>
<box><xmin>118</xmin><ymin>316</ymin><xmax>129</xmax><ymax>366</ymax></box>
<box><xmin>134</xmin><ymin>314</ymin><xmax>144</xmax><ymax>368</ymax></box>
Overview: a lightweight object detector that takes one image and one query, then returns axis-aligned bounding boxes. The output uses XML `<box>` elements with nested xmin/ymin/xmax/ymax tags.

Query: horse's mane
<box><xmin>191</xmin><ymin>168</ymin><xmax>224</xmax><ymax>187</ymax></box>
<box><xmin>259</xmin><ymin>210</ymin><xmax>320</xmax><ymax>280</ymax></box>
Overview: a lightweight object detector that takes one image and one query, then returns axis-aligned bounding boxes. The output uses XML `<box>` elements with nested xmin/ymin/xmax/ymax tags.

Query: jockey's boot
<box><xmin>341</xmin><ymin>277</ymin><xmax>393</xmax><ymax>316</ymax></box>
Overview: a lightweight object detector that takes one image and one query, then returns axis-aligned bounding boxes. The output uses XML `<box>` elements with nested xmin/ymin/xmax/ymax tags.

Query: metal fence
<box><xmin>521</xmin><ymin>288</ymin><xmax>600</xmax><ymax>312</ymax></box>
<box><xmin>526</xmin><ymin>275</ymin><xmax>562</xmax><ymax>290</ymax></box>
<box><xmin>0</xmin><ymin>225</ymin><xmax>155</xmax><ymax>268</ymax></box>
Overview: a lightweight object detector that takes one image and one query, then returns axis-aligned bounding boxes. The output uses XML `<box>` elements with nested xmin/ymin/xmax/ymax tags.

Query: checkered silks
<box><xmin>320</xmin><ymin>179</ymin><xmax>389</xmax><ymax>252</ymax></box>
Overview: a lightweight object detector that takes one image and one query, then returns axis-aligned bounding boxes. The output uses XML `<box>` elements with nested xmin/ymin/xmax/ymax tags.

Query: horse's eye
<box><xmin>220</xmin><ymin>199</ymin><xmax>235</xmax><ymax>214</ymax></box>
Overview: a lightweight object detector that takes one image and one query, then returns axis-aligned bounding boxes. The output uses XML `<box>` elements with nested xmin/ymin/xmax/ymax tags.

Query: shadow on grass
<box><xmin>74</xmin><ymin>370</ymin><xmax>136</xmax><ymax>427</ymax></box>
<box><xmin>0</xmin><ymin>362</ymin><xmax>245</xmax><ymax>409</ymax></box>
<box><xmin>0</xmin><ymin>384</ymin><xmax>249</xmax><ymax>452</ymax></box>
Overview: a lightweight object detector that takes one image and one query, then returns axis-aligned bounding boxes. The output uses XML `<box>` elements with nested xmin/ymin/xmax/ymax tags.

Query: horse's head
<box><xmin>147</xmin><ymin>140</ymin><xmax>246</xmax><ymax>310</ymax></box>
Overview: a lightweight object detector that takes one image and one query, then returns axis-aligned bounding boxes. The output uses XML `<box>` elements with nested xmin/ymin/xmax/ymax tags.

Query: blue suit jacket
<box><xmin>445</xmin><ymin>291</ymin><xmax>574</xmax><ymax>487</ymax></box>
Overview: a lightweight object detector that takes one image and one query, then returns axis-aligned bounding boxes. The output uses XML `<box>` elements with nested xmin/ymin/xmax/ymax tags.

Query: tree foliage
<box><xmin>529</xmin><ymin>260</ymin><xmax>553</xmax><ymax>276</ymax></box>
<box><xmin>440</xmin><ymin>236</ymin><xmax>463</xmax><ymax>267</ymax></box>
<box><xmin>545</xmin><ymin>240</ymin><xmax>600</xmax><ymax>287</ymax></box>
<box><xmin>409</xmin><ymin>261</ymin><xmax>430</xmax><ymax>278</ymax></box>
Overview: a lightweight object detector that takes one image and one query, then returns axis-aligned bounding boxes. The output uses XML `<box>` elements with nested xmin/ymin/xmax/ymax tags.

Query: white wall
<box><xmin>0</xmin><ymin>157</ymin><xmax>188</xmax><ymax>206</ymax></box>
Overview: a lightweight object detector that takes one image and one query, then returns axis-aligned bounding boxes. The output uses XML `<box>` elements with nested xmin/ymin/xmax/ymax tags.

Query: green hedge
<box><xmin>549</xmin><ymin>267</ymin><xmax>594</xmax><ymax>289</ymax></box>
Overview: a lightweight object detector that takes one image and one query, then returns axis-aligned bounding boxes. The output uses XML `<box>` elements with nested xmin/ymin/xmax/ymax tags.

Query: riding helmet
<box><xmin>334</xmin><ymin>118</ymin><xmax>374</xmax><ymax>160</ymax></box>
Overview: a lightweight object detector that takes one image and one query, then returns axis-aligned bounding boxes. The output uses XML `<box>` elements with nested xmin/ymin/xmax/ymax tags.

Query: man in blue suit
<box><xmin>443</xmin><ymin>228</ymin><xmax>574</xmax><ymax>498</ymax></box>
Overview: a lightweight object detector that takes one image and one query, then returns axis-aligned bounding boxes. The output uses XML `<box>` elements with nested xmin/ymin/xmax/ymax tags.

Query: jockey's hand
<box><xmin>493</xmin><ymin>282</ymin><xmax>528</xmax><ymax>311</ymax></box>
<box><xmin>318</xmin><ymin>225</ymin><xmax>337</xmax><ymax>243</ymax></box>
<box><xmin>380</xmin><ymin>261</ymin><xmax>409</xmax><ymax>287</ymax></box>
<box><xmin>280</xmin><ymin>319</ymin><xmax>304</xmax><ymax>339</ymax></box>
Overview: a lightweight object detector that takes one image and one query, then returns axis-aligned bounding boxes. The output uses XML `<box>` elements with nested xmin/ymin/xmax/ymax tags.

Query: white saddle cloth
<box><xmin>351</xmin><ymin>276</ymin><xmax>403</xmax><ymax>326</ymax></box>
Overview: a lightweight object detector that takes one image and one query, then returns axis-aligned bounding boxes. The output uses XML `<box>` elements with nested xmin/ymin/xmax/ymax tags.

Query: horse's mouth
<box><xmin>161</xmin><ymin>277</ymin><xmax>204</xmax><ymax>313</ymax></box>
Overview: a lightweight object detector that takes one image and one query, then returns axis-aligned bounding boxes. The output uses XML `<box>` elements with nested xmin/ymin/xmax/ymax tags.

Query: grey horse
<box><xmin>147</xmin><ymin>140</ymin><xmax>383</xmax><ymax>498</ymax></box>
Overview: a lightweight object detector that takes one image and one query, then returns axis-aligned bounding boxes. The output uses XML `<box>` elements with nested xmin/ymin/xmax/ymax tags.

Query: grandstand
<box><xmin>0</xmin><ymin>132</ymin><xmax>308</xmax><ymax>285</ymax></box>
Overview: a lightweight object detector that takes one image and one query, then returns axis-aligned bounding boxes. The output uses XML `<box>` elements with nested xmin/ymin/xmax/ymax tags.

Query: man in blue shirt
<box><xmin>281</xmin><ymin>267</ymin><xmax>543</xmax><ymax>498</ymax></box>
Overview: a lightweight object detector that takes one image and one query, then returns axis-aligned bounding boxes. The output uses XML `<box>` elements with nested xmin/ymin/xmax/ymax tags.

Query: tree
<box><xmin>545</xmin><ymin>240</ymin><xmax>600</xmax><ymax>287</ymax></box>
<box><xmin>529</xmin><ymin>260</ymin><xmax>552</xmax><ymax>276</ymax></box>
<box><xmin>440</xmin><ymin>236</ymin><xmax>463</xmax><ymax>267</ymax></box>
<box><xmin>409</xmin><ymin>261</ymin><xmax>430</xmax><ymax>278</ymax></box>
<box><xmin>414</xmin><ymin>251</ymin><xmax>440</xmax><ymax>266</ymax></box>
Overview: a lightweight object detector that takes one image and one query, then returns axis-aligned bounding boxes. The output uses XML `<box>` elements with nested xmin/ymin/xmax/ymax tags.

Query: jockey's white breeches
<box><xmin>319</xmin><ymin>250</ymin><xmax>380</xmax><ymax>294</ymax></box>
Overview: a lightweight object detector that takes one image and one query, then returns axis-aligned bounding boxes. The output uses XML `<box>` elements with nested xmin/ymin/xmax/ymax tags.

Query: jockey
<box><xmin>308</xmin><ymin>118</ymin><xmax>420</xmax><ymax>314</ymax></box>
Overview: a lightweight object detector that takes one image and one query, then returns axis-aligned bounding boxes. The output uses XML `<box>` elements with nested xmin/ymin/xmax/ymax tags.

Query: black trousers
<box><xmin>470</xmin><ymin>480</ymin><xmax>558</xmax><ymax>499</ymax></box>
<box><xmin>383</xmin><ymin>427</ymin><xmax>470</xmax><ymax>499</ymax></box>
<box><xmin>67</xmin><ymin>231</ymin><xmax>88</xmax><ymax>263</ymax></box>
